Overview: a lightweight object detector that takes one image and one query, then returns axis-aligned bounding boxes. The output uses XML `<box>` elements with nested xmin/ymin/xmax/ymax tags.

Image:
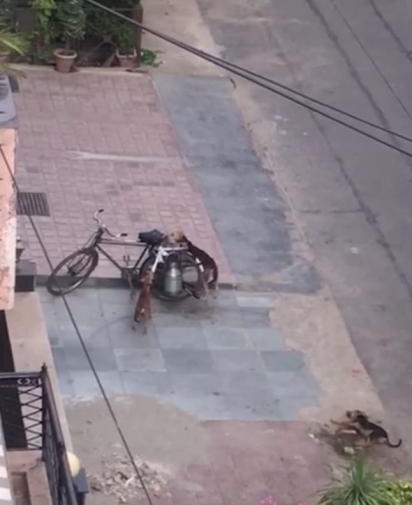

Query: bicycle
<box><xmin>46</xmin><ymin>209</ymin><xmax>215</xmax><ymax>299</ymax></box>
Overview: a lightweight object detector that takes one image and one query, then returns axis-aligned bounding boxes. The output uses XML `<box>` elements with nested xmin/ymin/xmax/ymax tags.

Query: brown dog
<box><xmin>133</xmin><ymin>271</ymin><xmax>153</xmax><ymax>334</ymax></box>
<box><xmin>169</xmin><ymin>229</ymin><xmax>219</xmax><ymax>298</ymax></box>
<box><xmin>185</xmin><ymin>237</ymin><xmax>218</xmax><ymax>295</ymax></box>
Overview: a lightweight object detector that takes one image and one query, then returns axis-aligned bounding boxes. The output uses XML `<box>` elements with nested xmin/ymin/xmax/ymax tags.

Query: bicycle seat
<box><xmin>138</xmin><ymin>229</ymin><xmax>164</xmax><ymax>246</ymax></box>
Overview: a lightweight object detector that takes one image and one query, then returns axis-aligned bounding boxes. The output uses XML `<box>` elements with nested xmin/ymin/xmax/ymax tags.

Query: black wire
<box><xmin>0</xmin><ymin>144</ymin><xmax>155</xmax><ymax>505</ymax></box>
<box><xmin>175</xmin><ymin>44</ymin><xmax>412</xmax><ymax>159</ymax></box>
<box><xmin>85</xmin><ymin>0</ymin><xmax>412</xmax><ymax>158</ymax></box>
<box><xmin>7</xmin><ymin>2</ymin><xmax>412</xmax><ymax>489</ymax></box>
<box><xmin>329</xmin><ymin>0</ymin><xmax>412</xmax><ymax>124</ymax></box>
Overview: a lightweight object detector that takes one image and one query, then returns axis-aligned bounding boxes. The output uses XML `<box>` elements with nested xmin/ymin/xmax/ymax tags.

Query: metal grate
<box><xmin>0</xmin><ymin>375</ymin><xmax>43</xmax><ymax>449</ymax></box>
<box><xmin>17</xmin><ymin>192</ymin><xmax>50</xmax><ymax>217</ymax></box>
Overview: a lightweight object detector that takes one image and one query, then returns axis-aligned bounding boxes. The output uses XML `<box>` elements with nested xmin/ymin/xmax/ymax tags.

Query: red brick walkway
<box><xmin>15</xmin><ymin>69</ymin><xmax>233</xmax><ymax>282</ymax></box>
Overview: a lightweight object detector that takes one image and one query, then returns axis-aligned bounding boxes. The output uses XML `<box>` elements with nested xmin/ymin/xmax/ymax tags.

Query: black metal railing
<box><xmin>0</xmin><ymin>366</ymin><xmax>77</xmax><ymax>505</ymax></box>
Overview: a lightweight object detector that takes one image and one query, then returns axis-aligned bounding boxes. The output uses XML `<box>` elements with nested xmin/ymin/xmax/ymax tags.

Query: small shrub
<box><xmin>386</xmin><ymin>479</ymin><xmax>412</xmax><ymax>505</ymax></box>
<box><xmin>317</xmin><ymin>458</ymin><xmax>392</xmax><ymax>505</ymax></box>
<box><xmin>55</xmin><ymin>0</ymin><xmax>86</xmax><ymax>52</ymax></box>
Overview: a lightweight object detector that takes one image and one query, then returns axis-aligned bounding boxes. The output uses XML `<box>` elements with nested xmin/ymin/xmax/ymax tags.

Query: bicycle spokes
<box><xmin>67</xmin><ymin>255</ymin><xmax>93</xmax><ymax>276</ymax></box>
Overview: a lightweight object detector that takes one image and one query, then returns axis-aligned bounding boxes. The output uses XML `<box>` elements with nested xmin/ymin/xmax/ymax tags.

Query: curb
<box><xmin>35</xmin><ymin>275</ymin><xmax>320</xmax><ymax>295</ymax></box>
<box><xmin>35</xmin><ymin>274</ymin><xmax>238</xmax><ymax>291</ymax></box>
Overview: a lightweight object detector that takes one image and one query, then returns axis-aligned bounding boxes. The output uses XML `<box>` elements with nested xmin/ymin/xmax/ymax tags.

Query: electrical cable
<box><xmin>85</xmin><ymin>0</ymin><xmax>412</xmax><ymax>158</ymax></box>
<box><xmin>0</xmin><ymin>144</ymin><xmax>155</xmax><ymax>505</ymax></box>
<box><xmin>329</xmin><ymin>0</ymin><xmax>412</xmax><ymax>124</ymax></box>
<box><xmin>4</xmin><ymin>4</ymin><xmax>412</xmax><ymax>497</ymax></box>
<box><xmin>6</xmin><ymin>2</ymin><xmax>408</xmax><ymax>496</ymax></box>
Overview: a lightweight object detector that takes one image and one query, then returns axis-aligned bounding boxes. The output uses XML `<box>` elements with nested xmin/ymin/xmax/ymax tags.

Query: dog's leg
<box><xmin>141</xmin><ymin>308</ymin><xmax>148</xmax><ymax>335</ymax></box>
<box><xmin>132</xmin><ymin>294</ymin><xmax>141</xmax><ymax>331</ymax></box>
<box><xmin>211</xmin><ymin>280</ymin><xmax>219</xmax><ymax>299</ymax></box>
<box><xmin>330</xmin><ymin>419</ymin><xmax>360</xmax><ymax>436</ymax></box>
<box><xmin>199</xmin><ymin>270</ymin><xmax>209</xmax><ymax>300</ymax></box>
<box><xmin>144</xmin><ymin>279</ymin><xmax>153</xmax><ymax>334</ymax></box>
<box><xmin>133</xmin><ymin>272</ymin><xmax>153</xmax><ymax>334</ymax></box>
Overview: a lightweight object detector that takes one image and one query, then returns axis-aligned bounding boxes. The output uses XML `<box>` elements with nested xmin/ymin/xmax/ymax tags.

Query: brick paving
<box><xmin>15</xmin><ymin>69</ymin><xmax>233</xmax><ymax>282</ymax></box>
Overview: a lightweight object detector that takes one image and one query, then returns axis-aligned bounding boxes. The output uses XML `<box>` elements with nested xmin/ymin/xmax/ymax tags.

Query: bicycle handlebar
<box><xmin>93</xmin><ymin>208</ymin><xmax>105</xmax><ymax>226</ymax></box>
<box><xmin>93</xmin><ymin>209</ymin><xmax>128</xmax><ymax>239</ymax></box>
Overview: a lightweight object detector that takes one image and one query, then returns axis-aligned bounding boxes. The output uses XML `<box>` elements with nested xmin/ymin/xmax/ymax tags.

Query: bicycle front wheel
<box><xmin>46</xmin><ymin>249</ymin><xmax>99</xmax><ymax>296</ymax></box>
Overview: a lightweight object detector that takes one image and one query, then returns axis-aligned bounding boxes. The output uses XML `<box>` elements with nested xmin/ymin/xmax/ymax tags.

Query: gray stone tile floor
<box><xmin>38</xmin><ymin>287</ymin><xmax>319</xmax><ymax>420</ymax></box>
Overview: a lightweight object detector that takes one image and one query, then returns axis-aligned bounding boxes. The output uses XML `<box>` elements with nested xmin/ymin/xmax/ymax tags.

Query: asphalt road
<box><xmin>196</xmin><ymin>0</ymin><xmax>412</xmax><ymax>454</ymax></box>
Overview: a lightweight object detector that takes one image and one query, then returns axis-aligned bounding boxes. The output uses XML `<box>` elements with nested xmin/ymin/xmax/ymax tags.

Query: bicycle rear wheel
<box><xmin>46</xmin><ymin>248</ymin><xmax>99</xmax><ymax>296</ymax></box>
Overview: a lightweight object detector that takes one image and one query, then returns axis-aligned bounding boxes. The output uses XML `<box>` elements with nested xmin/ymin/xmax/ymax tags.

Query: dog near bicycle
<box><xmin>46</xmin><ymin>209</ymin><xmax>219</xmax><ymax>331</ymax></box>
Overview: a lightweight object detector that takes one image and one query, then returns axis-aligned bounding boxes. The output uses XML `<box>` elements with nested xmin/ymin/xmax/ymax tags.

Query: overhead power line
<box><xmin>0</xmin><ymin>144</ymin><xmax>155</xmax><ymax>505</ymax></box>
<box><xmin>85</xmin><ymin>0</ymin><xmax>412</xmax><ymax>159</ymax></box>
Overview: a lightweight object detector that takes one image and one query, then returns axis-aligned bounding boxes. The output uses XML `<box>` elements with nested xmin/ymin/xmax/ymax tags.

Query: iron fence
<box><xmin>0</xmin><ymin>366</ymin><xmax>77</xmax><ymax>505</ymax></box>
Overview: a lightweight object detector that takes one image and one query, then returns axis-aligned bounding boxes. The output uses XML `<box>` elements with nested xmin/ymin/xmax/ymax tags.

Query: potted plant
<box><xmin>0</xmin><ymin>17</ymin><xmax>28</xmax><ymax>71</ymax></box>
<box><xmin>113</xmin><ymin>23</ymin><xmax>137</xmax><ymax>68</ymax></box>
<box><xmin>53</xmin><ymin>0</ymin><xmax>86</xmax><ymax>73</ymax></box>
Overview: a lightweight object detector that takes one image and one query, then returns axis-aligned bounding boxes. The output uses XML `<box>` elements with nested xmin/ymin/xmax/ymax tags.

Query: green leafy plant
<box><xmin>112</xmin><ymin>23</ymin><xmax>135</xmax><ymax>53</ymax></box>
<box><xmin>84</xmin><ymin>0</ymin><xmax>136</xmax><ymax>38</ymax></box>
<box><xmin>31</xmin><ymin>0</ymin><xmax>57</xmax><ymax>62</ymax></box>
<box><xmin>32</xmin><ymin>0</ymin><xmax>56</xmax><ymax>38</ymax></box>
<box><xmin>0</xmin><ymin>23</ymin><xmax>27</xmax><ymax>56</ymax></box>
<box><xmin>386</xmin><ymin>479</ymin><xmax>412</xmax><ymax>505</ymax></box>
<box><xmin>0</xmin><ymin>0</ymin><xmax>15</xmax><ymax>29</ymax></box>
<box><xmin>140</xmin><ymin>48</ymin><xmax>161</xmax><ymax>67</ymax></box>
<box><xmin>0</xmin><ymin>18</ymin><xmax>28</xmax><ymax>74</ymax></box>
<box><xmin>55</xmin><ymin>0</ymin><xmax>86</xmax><ymax>53</ymax></box>
<box><xmin>317</xmin><ymin>458</ymin><xmax>392</xmax><ymax>505</ymax></box>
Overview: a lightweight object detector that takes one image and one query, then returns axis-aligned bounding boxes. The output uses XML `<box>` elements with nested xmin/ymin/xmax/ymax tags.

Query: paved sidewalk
<box><xmin>19</xmin><ymin>60</ymin><xmax>401</xmax><ymax>505</ymax></box>
<box><xmin>40</xmin><ymin>285</ymin><xmax>326</xmax><ymax>505</ymax></box>
<box><xmin>41</xmin><ymin>287</ymin><xmax>319</xmax><ymax>419</ymax></box>
<box><xmin>40</xmin><ymin>286</ymin><xmax>406</xmax><ymax>505</ymax></box>
<box><xmin>15</xmin><ymin>68</ymin><xmax>232</xmax><ymax>283</ymax></box>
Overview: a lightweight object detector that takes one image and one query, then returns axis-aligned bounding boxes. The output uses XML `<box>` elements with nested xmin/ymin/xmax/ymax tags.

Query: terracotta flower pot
<box><xmin>116</xmin><ymin>48</ymin><xmax>138</xmax><ymax>69</ymax></box>
<box><xmin>53</xmin><ymin>48</ymin><xmax>77</xmax><ymax>73</ymax></box>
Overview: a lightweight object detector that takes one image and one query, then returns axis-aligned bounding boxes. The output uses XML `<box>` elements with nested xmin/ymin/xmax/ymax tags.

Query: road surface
<box><xmin>195</xmin><ymin>0</ymin><xmax>412</xmax><ymax>455</ymax></box>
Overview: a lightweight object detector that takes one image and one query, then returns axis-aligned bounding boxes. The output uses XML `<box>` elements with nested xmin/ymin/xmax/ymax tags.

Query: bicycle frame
<box><xmin>149</xmin><ymin>243</ymin><xmax>189</xmax><ymax>273</ymax></box>
<box><xmin>81</xmin><ymin>218</ymin><xmax>198</xmax><ymax>281</ymax></box>
<box><xmin>85</xmin><ymin>228</ymin><xmax>153</xmax><ymax>275</ymax></box>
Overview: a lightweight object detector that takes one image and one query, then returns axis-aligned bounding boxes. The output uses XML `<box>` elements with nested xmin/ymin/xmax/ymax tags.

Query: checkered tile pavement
<box><xmin>40</xmin><ymin>287</ymin><xmax>319</xmax><ymax>420</ymax></box>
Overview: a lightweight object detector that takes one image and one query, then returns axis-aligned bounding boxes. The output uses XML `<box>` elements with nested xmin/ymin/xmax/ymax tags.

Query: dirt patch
<box><xmin>269</xmin><ymin>291</ymin><xmax>384</xmax><ymax>422</ymax></box>
<box><xmin>65</xmin><ymin>398</ymin><xmax>334</xmax><ymax>505</ymax></box>
<box><xmin>65</xmin><ymin>395</ymin><xmax>209</xmax><ymax>468</ymax></box>
<box><xmin>88</xmin><ymin>453</ymin><xmax>167</xmax><ymax>503</ymax></box>
<box><xmin>63</xmin><ymin>397</ymin><xmax>410</xmax><ymax>505</ymax></box>
<box><xmin>65</xmin><ymin>395</ymin><xmax>210</xmax><ymax>505</ymax></box>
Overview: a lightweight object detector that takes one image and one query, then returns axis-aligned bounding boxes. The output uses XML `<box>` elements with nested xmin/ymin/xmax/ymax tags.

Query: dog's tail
<box><xmin>387</xmin><ymin>437</ymin><xmax>402</xmax><ymax>448</ymax></box>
